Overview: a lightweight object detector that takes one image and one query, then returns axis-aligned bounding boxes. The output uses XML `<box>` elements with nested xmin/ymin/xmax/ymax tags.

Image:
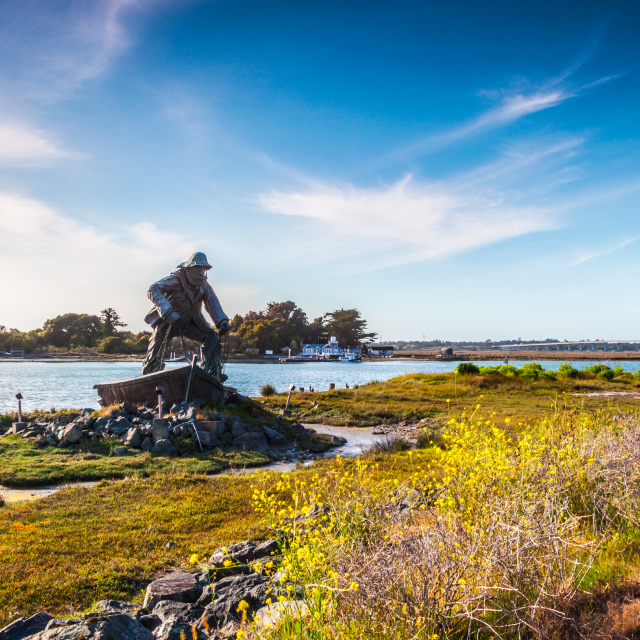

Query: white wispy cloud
<box><xmin>0</xmin><ymin>121</ymin><xmax>72</xmax><ymax>164</ymax></box>
<box><xmin>392</xmin><ymin>71</ymin><xmax>618</xmax><ymax>161</ymax></box>
<box><xmin>259</xmin><ymin>173</ymin><xmax>557</xmax><ymax>272</ymax></box>
<box><xmin>0</xmin><ymin>191</ymin><xmax>254</xmax><ymax>329</ymax></box>
<box><xmin>0</xmin><ymin>0</ymin><xmax>169</xmax><ymax>98</ymax></box>
<box><xmin>571</xmin><ymin>237</ymin><xmax>639</xmax><ymax>266</ymax></box>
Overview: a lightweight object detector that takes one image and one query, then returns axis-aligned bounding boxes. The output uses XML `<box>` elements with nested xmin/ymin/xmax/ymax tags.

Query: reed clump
<box><xmin>250</xmin><ymin>411</ymin><xmax>640</xmax><ymax>639</ymax></box>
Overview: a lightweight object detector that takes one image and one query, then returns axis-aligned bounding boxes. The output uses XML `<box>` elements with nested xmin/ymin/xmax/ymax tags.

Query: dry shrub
<box><xmin>253</xmin><ymin>414</ymin><xmax>640</xmax><ymax>640</ymax></box>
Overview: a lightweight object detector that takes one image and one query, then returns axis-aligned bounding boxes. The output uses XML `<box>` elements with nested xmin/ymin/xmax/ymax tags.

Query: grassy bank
<box><xmin>260</xmin><ymin>368</ymin><xmax>640</xmax><ymax>426</ymax></box>
<box><xmin>0</xmin><ymin>474</ymin><xmax>266</xmax><ymax>627</ymax></box>
<box><xmin>0</xmin><ymin>435</ymin><xmax>268</xmax><ymax>486</ymax></box>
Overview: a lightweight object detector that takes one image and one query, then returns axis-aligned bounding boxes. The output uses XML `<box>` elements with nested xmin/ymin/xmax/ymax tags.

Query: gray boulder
<box><xmin>196</xmin><ymin>420</ymin><xmax>226</xmax><ymax>436</ymax></box>
<box><xmin>152</xmin><ymin>601</ymin><xmax>208</xmax><ymax>637</ymax></box>
<box><xmin>263</xmin><ymin>426</ymin><xmax>287</xmax><ymax>445</ymax></box>
<box><xmin>203</xmin><ymin>573</ymin><xmax>270</xmax><ymax>628</ymax></box>
<box><xmin>231</xmin><ymin>421</ymin><xmax>248</xmax><ymax>437</ymax></box>
<box><xmin>27</xmin><ymin>614</ymin><xmax>153</xmax><ymax>640</ymax></box>
<box><xmin>93</xmin><ymin>417</ymin><xmax>111</xmax><ymax>431</ymax></box>
<box><xmin>96</xmin><ymin>600</ymin><xmax>137</xmax><ymax>615</ymax></box>
<box><xmin>62</xmin><ymin>424</ymin><xmax>82</xmax><ymax>443</ymax></box>
<box><xmin>141</xmin><ymin>437</ymin><xmax>153</xmax><ymax>452</ymax></box>
<box><xmin>109</xmin><ymin>409</ymin><xmax>130</xmax><ymax>420</ymax></box>
<box><xmin>119</xmin><ymin>402</ymin><xmax>138</xmax><ymax>415</ymax></box>
<box><xmin>45</xmin><ymin>433</ymin><xmax>59</xmax><ymax>447</ymax></box>
<box><xmin>81</xmin><ymin>408</ymin><xmax>95</xmax><ymax>416</ymax></box>
<box><xmin>209</xmin><ymin>540</ymin><xmax>256</xmax><ymax>577</ymax></box>
<box><xmin>152</xmin><ymin>439</ymin><xmax>178</xmax><ymax>456</ymax></box>
<box><xmin>255</xmin><ymin>539</ymin><xmax>280</xmax><ymax>559</ymax></box>
<box><xmin>233</xmin><ymin>431</ymin><xmax>269</xmax><ymax>452</ymax></box>
<box><xmin>176</xmin><ymin>405</ymin><xmax>198</xmax><ymax>423</ymax></box>
<box><xmin>108</xmin><ymin>417</ymin><xmax>131</xmax><ymax>435</ymax></box>
<box><xmin>121</xmin><ymin>428</ymin><xmax>142</xmax><ymax>448</ymax></box>
<box><xmin>143</xmin><ymin>572</ymin><xmax>202</xmax><ymax>611</ymax></box>
<box><xmin>113</xmin><ymin>447</ymin><xmax>127</xmax><ymax>456</ymax></box>
<box><xmin>194</xmin><ymin>431</ymin><xmax>219</xmax><ymax>448</ymax></box>
<box><xmin>0</xmin><ymin>612</ymin><xmax>53</xmax><ymax>640</ymax></box>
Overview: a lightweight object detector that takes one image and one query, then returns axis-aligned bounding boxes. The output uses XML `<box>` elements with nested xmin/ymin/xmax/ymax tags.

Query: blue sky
<box><xmin>1</xmin><ymin>0</ymin><xmax>639</xmax><ymax>341</ymax></box>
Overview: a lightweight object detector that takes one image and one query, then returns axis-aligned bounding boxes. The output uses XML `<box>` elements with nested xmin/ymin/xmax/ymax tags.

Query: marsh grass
<box><xmin>259</xmin><ymin>371</ymin><xmax>640</xmax><ymax>427</ymax></box>
<box><xmin>0</xmin><ymin>434</ymin><xmax>269</xmax><ymax>486</ymax></box>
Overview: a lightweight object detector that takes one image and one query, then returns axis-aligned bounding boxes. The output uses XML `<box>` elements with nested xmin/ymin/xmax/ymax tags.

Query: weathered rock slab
<box><xmin>0</xmin><ymin>612</ymin><xmax>53</xmax><ymax>640</ymax></box>
<box><xmin>143</xmin><ymin>572</ymin><xmax>202</xmax><ymax>611</ymax></box>
<box><xmin>233</xmin><ymin>431</ymin><xmax>269</xmax><ymax>452</ymax></box>
<box><xmin>208</xmin><ymin>541</ymin><xmax>256</xmax><ymax>567</ymax></box>
<box><xmin>203</xmin><ymin>573</ymin><xmax>270</xmax><ymax>627</ymax></box>
<box><xmin>27</xmin><ymin>614</ymin><xmax>153</xmax><ymax>640</ymax></box>
<box><xmin>152</xmin><ymin>439</ymin><xmax>178</xmax><ymax>456</ymax></box>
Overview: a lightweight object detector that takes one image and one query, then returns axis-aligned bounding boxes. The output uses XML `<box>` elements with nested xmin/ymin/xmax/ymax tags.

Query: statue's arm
<box><xmin>148</xmin><ymin>276</ymin><xmax>177</xmax><ymax>319</ymax></box>
<box><xmin>203</xmin><ymin>282</ymin><xmax>229</xmax><ymax>329</ymax></box>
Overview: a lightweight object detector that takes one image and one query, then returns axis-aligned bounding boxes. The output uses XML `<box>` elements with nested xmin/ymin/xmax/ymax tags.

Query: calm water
<box><xmin>1</xmin><ymin>359</ymin><xmax>640</xmax><ymax>413</ymax></box>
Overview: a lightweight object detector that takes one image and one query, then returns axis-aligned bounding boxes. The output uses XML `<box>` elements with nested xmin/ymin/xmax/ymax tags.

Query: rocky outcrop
<box><xmin>4</xmin><ymin>401</ymin><xmax>344</xmax><ymax>461</ymax></box>
<box><xmin>0</xmin><ymin>537</ymin><xmax>300</xmax><ymax>640</ymax></box>
<box><xmin>0</xmin><ymin>613</ymin><xmax>53</xmax><ymax>640</ymax></box>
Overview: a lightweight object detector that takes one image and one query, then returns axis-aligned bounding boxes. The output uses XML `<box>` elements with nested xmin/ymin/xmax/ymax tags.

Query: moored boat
<box><xmin>339</xmin><ymin>351</ymin><xmax>361</xmax><ymax>362</ymax></box>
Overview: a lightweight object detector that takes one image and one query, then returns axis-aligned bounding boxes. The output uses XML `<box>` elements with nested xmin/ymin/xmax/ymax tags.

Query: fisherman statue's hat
<box><xmin>177</xmin><ymin>252</ymin><xmax>212</xmax><ymax>270</ymax></box>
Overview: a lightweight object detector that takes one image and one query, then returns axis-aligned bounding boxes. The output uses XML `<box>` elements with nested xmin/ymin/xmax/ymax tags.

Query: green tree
<box><xmin>100</xmin><ymin>308</ymin><xmax>127</xmax><ymax>337</ymax></box>
<box><xmin>41</xmin><ymin>314</ymin><xmax>103</xmax><ymax>348</ymax></box>
<box><xmin>323</xmin><ymin>309</ymin><xmax>376</xmax><ymax>346</ymax></box>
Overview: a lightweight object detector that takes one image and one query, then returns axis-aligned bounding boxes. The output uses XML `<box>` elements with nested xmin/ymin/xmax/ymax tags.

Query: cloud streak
<box><xmin>392</xmin><ymin>70</ymin><xmax>619</xmax><ymax>162</ymax></box>
<box><xmin>0</xmin><ymin>121</ymin><xmax>72</xmax><ymax>164</ymax></box>
<box><xmin>571</xmin><ymin>237</ymin><xmax>639</xmax><ymax>266</ymax></box>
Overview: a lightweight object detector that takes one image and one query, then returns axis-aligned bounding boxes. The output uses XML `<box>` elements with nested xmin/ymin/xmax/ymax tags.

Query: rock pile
<box><xmin>5</xmin><ymin>402</ymin><xmax>344</xmax><ymax>458</ymax></box>
<box><xmin>0</xmin><ymin>538</ymin><xmax>307</xmax><ymax>640</ymax></box>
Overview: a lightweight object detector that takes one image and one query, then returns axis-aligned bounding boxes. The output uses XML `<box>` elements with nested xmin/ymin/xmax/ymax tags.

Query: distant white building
<box><xmin>299</xmin><ymin>337</ymin><xmax>362</xmax><ymax>359</ymax></box>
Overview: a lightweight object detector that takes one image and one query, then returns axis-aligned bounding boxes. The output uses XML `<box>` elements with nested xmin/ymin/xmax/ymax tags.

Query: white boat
<box><xmin>339</xmin><ymin>351</ymin><xmax>361</xmax><ymax>362</ymax></box>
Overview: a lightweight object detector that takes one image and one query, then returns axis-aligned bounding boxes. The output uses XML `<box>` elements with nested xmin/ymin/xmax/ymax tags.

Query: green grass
<box><xmin>260</xmin><ymin>371</ymin><xmax>640</xmax><ymax>426</ymax></box>
<box><xmin>0</xmin><ymin>474</ymin><xmax>267</xmax><ymax>627</ymax></box>
<box><xmin>3</xmin><ymin>371</ymin><xmax>640</xmax><ymax>631</ymax></box>
<box><xmin>0</xmin><ymin>435</ymin><xmax>269</xmax><ymax>486</ymax></box>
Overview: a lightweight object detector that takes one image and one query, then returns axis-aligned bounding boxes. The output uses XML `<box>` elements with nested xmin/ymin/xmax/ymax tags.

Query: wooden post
<box><xmin>155</xmin><ymin>387</ymin><xmax>163</xmax><ymax>419</ymax></box>
<box><xmin>16</xmin><ymin>393</ymin><xmax>23</xmax><ymax>423</ymax></box>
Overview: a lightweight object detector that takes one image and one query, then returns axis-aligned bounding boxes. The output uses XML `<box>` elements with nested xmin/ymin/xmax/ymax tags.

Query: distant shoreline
<box><xmin>2</xmin><ymin>350</ymin><xmax>640</xmax><ymax>363</ymax></box>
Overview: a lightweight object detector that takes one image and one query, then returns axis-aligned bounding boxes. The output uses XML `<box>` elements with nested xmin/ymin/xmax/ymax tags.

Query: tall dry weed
<box><xmin>251</xmin><ymin>412</ymin><xmax>640</xmax><ymax>639</ymax></box>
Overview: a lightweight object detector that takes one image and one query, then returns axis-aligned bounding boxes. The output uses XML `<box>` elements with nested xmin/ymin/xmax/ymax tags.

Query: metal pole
<box><xmin>184</xmin><ymin>354</ymin><xmax>198</xmax><ymax>404</ymax></box>
<box><xmin>16</xmin><ymin>393</ymin><xmax>23</xmax><ymax>423</ymax></box>
<box><xmin>284</xmin><ymin>384</ymin><xmax>296</xmax><ymax>411</ymax></box>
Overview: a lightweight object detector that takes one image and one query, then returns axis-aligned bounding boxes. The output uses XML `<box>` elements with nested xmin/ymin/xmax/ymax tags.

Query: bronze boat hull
<box><xmin>93</xmin><ymin>365</ymin><xmax>226</xmax><ymax>408</ymax></box>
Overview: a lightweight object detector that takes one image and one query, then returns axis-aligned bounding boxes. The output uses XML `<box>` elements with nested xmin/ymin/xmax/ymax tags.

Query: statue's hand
<box><xmin>165</xmin><ymin>311</ymin><xmax>181</xmax><ymax>325</ymax></box>
<box><xmin>218</xmin><ymin>319</ymin><xmax>230</xmax><ymax>336</ymax></box>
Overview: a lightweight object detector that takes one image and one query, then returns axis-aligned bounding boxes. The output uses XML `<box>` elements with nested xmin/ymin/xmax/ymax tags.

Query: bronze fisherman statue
<box><xmin>142</xmin><ymin>252</ymin><xmax>230</xmax><ymax>381</ymax></box>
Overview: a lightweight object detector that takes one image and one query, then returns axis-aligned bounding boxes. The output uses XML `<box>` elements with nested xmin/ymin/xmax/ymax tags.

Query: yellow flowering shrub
<box><xmin>250</xmin><ymin>412</ymin><xmax>640</xmax><ymax>639</ymax></box>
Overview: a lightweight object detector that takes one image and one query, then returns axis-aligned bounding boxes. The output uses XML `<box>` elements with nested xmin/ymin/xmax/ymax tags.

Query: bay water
<box><xmin>1</xmin><ymin>359</ymin><xmax>640</xmax><ymax>413</ymax></box>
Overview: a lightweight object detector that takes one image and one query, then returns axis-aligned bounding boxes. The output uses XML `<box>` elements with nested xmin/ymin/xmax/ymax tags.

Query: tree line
<box><xmin>1</xmin><ymin>302</ymin><xmax>376</xmax><ymax>355</ymax></box>
<box><xmin>229</xmin><ymin>302</ymin><xmax>376</xmax><ymax>353</ymax></box>
<box><xmin>0</xmin><ymin>309</ymin><xmax>150</xmax><ymax>355</ymax></box>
